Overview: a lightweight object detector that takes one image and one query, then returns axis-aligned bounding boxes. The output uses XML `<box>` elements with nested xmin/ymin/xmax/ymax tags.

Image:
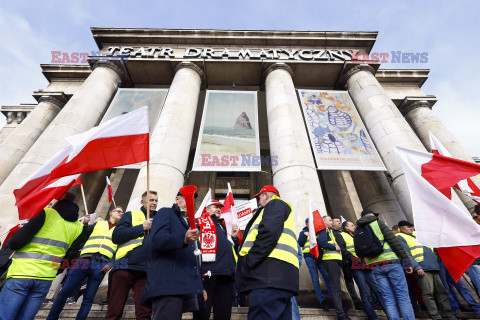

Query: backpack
<box><xmin>353</xmin><ymin>224</ymin><xmax>384</xmax><ymax>258</ymax></box>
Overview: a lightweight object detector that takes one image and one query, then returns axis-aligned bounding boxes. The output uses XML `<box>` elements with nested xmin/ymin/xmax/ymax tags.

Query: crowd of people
<box><xmin>0</xmin><ymin>185</ymin><xmax>479</xmax><ymax>320</ymax></box>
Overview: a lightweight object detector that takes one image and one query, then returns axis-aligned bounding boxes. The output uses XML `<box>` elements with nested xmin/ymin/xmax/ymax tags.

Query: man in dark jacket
<box><xmin>297</xmin><ymin>219</ymin><xmax>330</xmax><ymax>310</ymax></box>
<box><xmin>193</xmin><ymin>199</ymin><xmax>238</xmax><ymax>320</ymax></box>
<box><xmin>236</xmin><ymin>185</ymin><xmax>299</xmax><ymax>320</ymax></box>
<box><xmin>141</xmin><ymin>189</ymin><xmax>202</xmax><ymax>320</ymax></box>
<box><xmin>105</xmin><ymin>191</ymin><xmax>158</xmax><ymax>320</ymax></box>
<box><xmin>397</xmin><ymin>220</ymin><xmax>456</xmax><ymax>320</ymax></box>
<box><xmin>356</xmin><ymin>209</ymin><xmax>415</xmax><ymax>320</ymax></box>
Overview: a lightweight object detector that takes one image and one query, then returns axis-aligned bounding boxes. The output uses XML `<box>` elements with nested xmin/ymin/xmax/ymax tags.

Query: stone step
<box><xmin>35</xmin><ymin>303</ymin><xmax>469</xmax><ymax>320</ymax></box>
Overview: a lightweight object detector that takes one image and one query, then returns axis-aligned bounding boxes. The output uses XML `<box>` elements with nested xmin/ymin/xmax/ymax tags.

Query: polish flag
<box><xmin>2</xmin><ymin>224</ymin><xmax>20</xmax><ymax>248</ymax></box>
<box><xmin>49</xmin><ymin>106</ymin><xmax>149</xmax><ymax>179</ymax></box>
<box><xmin>429</xmin><ymin>132</ymin><xmax>480</xmax><ymax>204</ymax></box>
<box><xmin>14</xmin><ymin>107</ymin><xmax>149</xmax><ymax>219</ymax></box>
<box><xmin>195</xmin><ymin>189</ymin><xmax>212</xmax><ymax>219</ymax></box>
<box><xmin>106</xmin><ymin>176</ymin><xmax>114</xmax><ymax>203</ymax></box>
<box><xmin>16</xmin><ymin>174</ymin><xmax>81</xmax><ymax>220</ymax></box>
<box><xmin>308</xmin><ymin>197</ymin><xmax>327</xmax><ymax>258</ymax></box>
<box><xmin>395</xmin><ymin>146</ymin><xmax>480</xmax><ymax>281</ymax></box>
<box><xmin>221</xmin><ymin>183</ymin><xmax>242</xmax><ymax>244</ymax></box>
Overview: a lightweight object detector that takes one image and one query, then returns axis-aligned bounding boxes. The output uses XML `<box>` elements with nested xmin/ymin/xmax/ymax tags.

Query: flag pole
<box><xmin>112</xmin><ymin>194</ymin><xmax>117</xmax><ymax>208</ymax></box>
<box><xmin>80</xmin><ymin>181</ymin><xmax>89</xmax><ymax>216</ymax></box>
<box><xmin>146</xmin><ymin>160</ymin><xmax>150</xmax><ymax>220</ymax></box>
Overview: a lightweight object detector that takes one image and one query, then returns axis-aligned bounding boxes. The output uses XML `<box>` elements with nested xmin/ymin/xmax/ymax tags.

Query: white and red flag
<box><xmin>308</xmin><ymin>197</ymin><xmax>327</xmax><ymax>258</ymax></box>
<box><xmin>195</xmin><ymin>189</ymin><xmax>212</xmax><ymax>219</ymax></box>
<box><xmin>221</xmin><ymin>182</ymin><xmax>242</xmax><ymax>244</ymax></box>
<box><xmin>106</xmin><ymin>176</ymin><xmax>114</xmax><ymax>203</ymax></box>
<box><xmin>395</xmin><ymin>146</ymin><xmax>480</xmax><ymax>281</ymax></box>
<box><xmin>429</xmin><ymin>132</ymin><xmax>480</xmax><ymax>204</ymax></box>
<box><xmin>14</xmin><ymin>106</ymin><xmax>149</xmax><ymax>220</ymax></box>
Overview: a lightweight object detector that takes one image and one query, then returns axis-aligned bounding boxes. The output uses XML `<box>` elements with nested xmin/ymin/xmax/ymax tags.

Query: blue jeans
<box><xmin>439</xmin><ymin>261</ymin><xmax>480</xmax><ymax>314</ymax></box>
<box><xmin>304</xmin><ymin>256</ymin><xmax>332</xmax><ymax>303</ymax></box>
<box><xmin>371</xmin><ymin>263</ymin><xmax>415</xmax><ymax>320</ymax></box>
<box><xmin>46</xmin><ymin>258</ymin><xmax>108</xmax><ymax>320</ymax></box>
<box><xmin>466</xmin><ymin>265</ymin><xmax>480</xmax><ymax>298</ymax></box>
<box><xmin>0</xmin><ymin>278</ymin><xmax>52</xmax><ymax>320</ymax></box>
<box><xmin>351</xmin><ymin>269</ymin><xmax>378</xmax><ymax>319</ymax></box>
<box><xmin>291</xmin><ymin>296</ymin><xmax>300</xmax><ymax>320</ymax></box>
<box><xmin>248</xmin><ymin>288</ymin><xmax>292</xmax><ymax>320</ymax></box>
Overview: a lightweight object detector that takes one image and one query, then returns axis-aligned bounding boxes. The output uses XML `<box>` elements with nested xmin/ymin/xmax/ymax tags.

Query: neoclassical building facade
<box><xmin>0</xmin><ymin>29</ymin><xmax>477</xmax><ymax>289</ymax></box>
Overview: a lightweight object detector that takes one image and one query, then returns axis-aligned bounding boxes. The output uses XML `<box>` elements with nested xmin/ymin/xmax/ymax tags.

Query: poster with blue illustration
<box><xmin>298</xmin><ymin>90</ymin><xmax>386</xmax><ymax>171</ymax></box>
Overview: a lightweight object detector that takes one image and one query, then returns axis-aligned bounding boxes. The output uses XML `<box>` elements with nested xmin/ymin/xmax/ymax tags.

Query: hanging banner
<box><xmin>235</xmin><ymin>199</ymin><xmax>258</xmax><ymax>230</ymax></box>
<box><xmin>100</xmin><ymin>88</ymin><xmax>168</xmax><ymax>169</ymax></box>
<box><xmin>193</xmin><ymin>91</ymin><xmax>261</xmax><ymax>171</ymax></box>
<box><xmin>298</xmin><ymin>90</ymin><xmax>386</xmax><ymax>171</ymax></box>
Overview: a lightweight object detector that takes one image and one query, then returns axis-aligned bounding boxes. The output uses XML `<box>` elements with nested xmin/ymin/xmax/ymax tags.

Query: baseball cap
<box><xmin>253</xmin><ymin>185</ymin><xmax>280</xmax><ymax>200</ymax></box>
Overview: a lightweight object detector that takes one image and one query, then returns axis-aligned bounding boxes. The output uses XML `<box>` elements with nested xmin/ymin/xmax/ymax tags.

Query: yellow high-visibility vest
<box><xmin>397</xmin><ymin>233</ymin><xmax>426</xmax><ymax>263</ymax></box>
<box><xmin>302</xmin><ymin>234</ymin><xmax>311</xmax><ymax>254</ymax></box>
<box><xmin>80</xmin><ymin>220</ymin><xmax>117</xmax><ymax>259</ymax></box>
<box><xmin>340</xmin><ymin>231</ymin><xmax>357</xmax><ymax>258</ymax></box>
<box><xmin>239</xmin><ymin>195</ymin><xmax>299</xmax><ymax>269</ymax></box>
<box><xmin>364</xmin><ymin>220</ymin><xmax>398</xmax><ymax>265</ymax></box>
<box><xmin>8</xmin><ymin>208</ymin><xmax>83</xmax><ymax>280</ymax></box>
<box><xmin>116</xmin><ymin>210</ymin><xmax>145</xmax><ymax>259</ymax></box>
<box><xmin>322</xmin><ymin>229</ymin><xmax>342</xmax><ymax>261</ymax></box>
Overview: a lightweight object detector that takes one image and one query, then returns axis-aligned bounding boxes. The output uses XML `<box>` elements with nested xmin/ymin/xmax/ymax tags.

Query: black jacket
<box><xmin>199</xmin><ymin>215</ymin><xmax>237</xmax><ymax>279</ymax></box>
<box><xmin>112</xmin><ymin>206</ymin><xmax>156</xmax><ymax>272</ymax></box>
<box><xmin>141</xmin><ymin>204</ymin><xmax>203</xmax><ymax>306</ymax></box>
<box><xmin>356</xmin><ymin>215</ymin><xmax>411</xmax><ymax>267</ymax></box>
<box><xmin>9</xmin><ymin>199</ymin><xmax>80</xmax><ymax>251</ymax></box>
<box><xmin>235</xmin><ymin>198</ymin><xmax>299</xmax><ymax>295</ymax></box>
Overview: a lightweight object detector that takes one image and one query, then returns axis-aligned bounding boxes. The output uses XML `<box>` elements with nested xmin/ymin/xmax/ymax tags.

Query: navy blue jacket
<box><xmin>112</xmin><ymin>206</ymin><xmax>156</xmax><ymax>272</ymax></box>
<box><xmin>199</xmin><ymin>215</ymin><xmax>236</xmax><ymax>279</ymax></box>
<box><xmin>317</xmin><ymin>228</ymin><xmax>337</xmax><ymax>252</ymax></box>
<box><xmin>141</xmin><ymin>204</ymin><xmax>203</xmax><ymax>306</ymax></box>
<box><xmin>298</xmin><ymin>227</ymin><xmax>314</xmax><ymax>259</ymax></box>
<box><xmin>397</xmin><ymin>233</ymin><xmax>440</xmax><ymax>272</ymax></box>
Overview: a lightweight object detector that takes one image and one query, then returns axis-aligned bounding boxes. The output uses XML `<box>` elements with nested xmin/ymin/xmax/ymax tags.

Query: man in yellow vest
<box><xmin>105</xmin><ymin>190</ymin><xmax>158</xmax><ymax>320</ymax></box>
<box><xmin>318</xmin><ymin>215</ymin><xmax>351</xmax><ymax>320</ymax></box>
<box><xmin>236</xmin><ymin>185</ymin><xmax>299</xmax><ymax>320</ymax></box>
<box><xmin>0</xmin><ymin>197</ymin><xmax>83</xmax><ymax>320</ymax></box>
<box><xmin>397</xmin><ymin>220</ymin><xmax>457</xmax><ymax>320</ymax></box>
<box><xmin>356</xmin><ymin>209</ymin><xmax>415</xmax><ymax>320</ymax></box>
<box><xmin>46</xmin><ymin>206</ymin><xmax>124</xmax><ymax>320</ymax></box>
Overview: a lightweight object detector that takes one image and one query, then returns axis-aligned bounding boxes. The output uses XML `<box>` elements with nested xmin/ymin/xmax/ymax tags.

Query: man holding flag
<box><xmin>236</xmin><ymin>185</ymin><xmax>299</xmax><ymax>320</ymax></box>
<box><xmin>193</xmin><ymin>199</ymin><xmax>239</xmax><ymax>320</ymax></box>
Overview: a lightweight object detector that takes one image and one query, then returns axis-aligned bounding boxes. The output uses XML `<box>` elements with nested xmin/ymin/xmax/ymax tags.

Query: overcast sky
<box><xmin>0</xmin><ymin>0</ymin><xmax>478</xmax><ymax>155</ymax></box>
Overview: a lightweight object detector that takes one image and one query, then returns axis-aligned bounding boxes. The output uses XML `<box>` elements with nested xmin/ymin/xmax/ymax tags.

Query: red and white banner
<box><xmin>197</xmin><ymin>212</ymin><xmax>217</xmax><ymax>262</ymax></box>
<box><xmin>429</xmin><ymin>132</ymin><xmax>480</xmax><ymax>204</ymax></box>
<box><xmin>221</xmin><ymin>183</ymin><xmax>242</xmax><ymax>243</ymax></box>
<box><xmin>106</xmin><ymin>176</ymin><xmax>114</xmax><ymax>203</ymax></box>
<box><xmin>308</xmin><ymin>197</ymin><xmax>327</xmax><ymax>259</ymax></box>
<box><xmin>14</xmin><ymin>107</ymin><xmax>149</xmax><ymax>220</ymax></box>
<box><xmin>395</xmin><ymin>146</ymin><xmax>480</xmax><ymax>281</ymax></box>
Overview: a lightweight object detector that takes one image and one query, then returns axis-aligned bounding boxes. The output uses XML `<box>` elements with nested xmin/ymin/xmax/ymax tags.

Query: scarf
<box><xmin>197</xmin><ymin>213</ymin><xmax>218</xmax><ymax>262</ymax></box>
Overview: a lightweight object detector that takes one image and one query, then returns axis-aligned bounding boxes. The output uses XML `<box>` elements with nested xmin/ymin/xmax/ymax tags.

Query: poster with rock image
<box><xmin>193</xmin><ymin>91</ymin><xmax>261</xmax><ymax>171</ymax></box>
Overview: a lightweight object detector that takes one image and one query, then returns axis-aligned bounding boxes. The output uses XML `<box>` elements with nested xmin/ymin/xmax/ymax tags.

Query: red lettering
<box><xmin>60</xmin><ymin>259</ymin><xmax>70</xmax><ymax>270</ymax></box>
<box><xmin>379</xmin><ymin>52</ymin><xmax>389</xmax><ymax>63</ymax></box>
<box><xmin>71</xmin><ymin>52</ymin><xmax>79</xmax><ymax>63</ymax></box>
<box><xmin>230</xmin><ymin>156</ymin><xmax>239</xmax><ymax>166</ymax></box>
<box><xmin>201</xmin><ymin>154</ymin><xmax>211</xmax><ymax>166</ymax></box>
<box><xmin>211</xmin><ymin>156</ymin><xmax>221</xmax><ymax>166</ymax></box>
<box><xmin>79</xmin><ymin>53</ymin><xmax>88</xmax><ymax>63</ymax></box>
<box><xmin>51</xmin><ymin>51</ymin><xmax>61</xmax><ymax>63</ymax></box>
<box><xmin>370</xmin><ymin>52</ymin><xmax>379</xmax><ymax>62</ymax></box>
<box><xmin>220</xmin><ymin>155</ymin><xmax>229</xmax><ymax>166</ymax></box>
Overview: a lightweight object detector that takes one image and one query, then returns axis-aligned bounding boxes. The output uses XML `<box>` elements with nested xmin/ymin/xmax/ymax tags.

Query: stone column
<box><xmin>0</xmin><ymin>93</ymin><xmax>67</xmax><ymax>186</ymax></box>
<box><xmin>263</xmin><ymin>63</ymin><xmax>327</xmax><ymax>233</ymax></box>
<box><xmin>351</xmin><ymin>170</ymin><xmax>407</xmax><ymax>226</ymax></box>
<box><xmin>401</xmin><ymin>100</ymin><xmax>479</xmax><ymax>212</ymax></box>
<box><xmin>127</xmin><ymin>62</ymin><xmax>205</xmax><ymax>211</ymax></box>
<box><xmin>0</xmin><ymin>61</ymin><xmax>127</xmax><ymax>233</ymax></box>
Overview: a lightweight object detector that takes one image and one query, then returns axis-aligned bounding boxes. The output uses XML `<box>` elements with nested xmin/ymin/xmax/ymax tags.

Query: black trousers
<box><xmin>342</xmin><ymin>262</ymin><xmax>361</xmax><ymax>304</ymax></box>
<box><xmin>193</xmin><ymin>275</ymin><xmax>234</xmax><ymax>320</ymax></box>
<box><xmin>323</xmin><ymin>259</ymin><xmax>346</xmax><ymax>317</ymax></box>
<box><xmin>152</xmin><ymin>295</ymin><xmax>184</xmax><ymax>320</ymax></box>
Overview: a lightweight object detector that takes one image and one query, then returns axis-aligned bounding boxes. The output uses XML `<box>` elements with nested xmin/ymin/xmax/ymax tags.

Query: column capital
<box><xmin>174</xmin><ymin>62</ymin><xmax>207</xmax><ymax>88</ymax></box>
<box><xmin>263</xmin><ymin>63</ymin><xmax>294</xmax><ymax>80</ymax></box>
<box><xmin>93</xmin><ymin>60</ymin><xmax>132</xmax><ymax>87</ymax></box>
<box><xmin>32</xmin><ymin>91</ymin><xmax>68</xmax><ymax>109</ymax></box>
<box><xmin>339</xmin><ymin>64</ymin><xmax>376</xmax><ymax>88</ymax></box>
<box><xmin>400</xmin><ymin>100</ymin><xmax>432</xmax><ymax>116</ymax></box>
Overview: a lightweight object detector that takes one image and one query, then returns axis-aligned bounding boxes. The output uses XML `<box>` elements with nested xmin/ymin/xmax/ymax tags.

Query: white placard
<box><xmin>235</xmin><ymin>199</ymin><xmax>258</xmax><ymax>230</ymax></box>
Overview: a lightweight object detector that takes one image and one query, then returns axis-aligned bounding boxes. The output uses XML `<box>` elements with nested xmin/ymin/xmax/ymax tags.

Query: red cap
<box><xmin>253</xmin><ymin>185</ymin><xmax>280</xmax><ymax>199</ymax></box>
<box><xmin>206</xmin><ymin>199</ymin><xmax>224</xmax><ymax>207</ymax></box>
